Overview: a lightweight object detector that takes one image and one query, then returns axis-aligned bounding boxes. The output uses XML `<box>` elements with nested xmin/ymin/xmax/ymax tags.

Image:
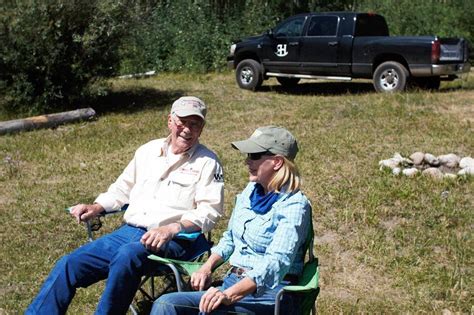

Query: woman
<box><xmin>151</xmin><ymin>126</ymin><xmax>311</xmax><ymax>315</ymax></box>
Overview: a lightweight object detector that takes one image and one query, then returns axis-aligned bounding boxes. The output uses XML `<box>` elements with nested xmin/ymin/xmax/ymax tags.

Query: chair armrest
<box><xmin>174</xmin><ymin>231</ymin><xmax>202</xmax><ymax>241</ymax></box>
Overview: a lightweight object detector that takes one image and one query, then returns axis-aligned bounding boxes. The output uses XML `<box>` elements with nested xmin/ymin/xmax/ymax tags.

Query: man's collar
<box><xmin>158</xmin><ymin>135</ymin><xmax>199</xmax><ymax>158</ymax></box>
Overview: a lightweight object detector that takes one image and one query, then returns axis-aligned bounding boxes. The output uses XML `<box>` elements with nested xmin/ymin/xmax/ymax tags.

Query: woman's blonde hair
<box><xmin>268</xmin><ymin>156</ymin><xmax>301</xmax><ymax>193</ymax></box>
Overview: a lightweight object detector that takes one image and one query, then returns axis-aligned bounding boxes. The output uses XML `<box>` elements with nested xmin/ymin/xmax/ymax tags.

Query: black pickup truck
<box><xmin>227</xmin><ymin>12</ymin><xmax>470</xmax><ymax>92</ymax></box>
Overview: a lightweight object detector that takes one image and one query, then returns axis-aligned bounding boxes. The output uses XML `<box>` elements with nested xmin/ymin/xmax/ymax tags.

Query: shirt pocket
<box><xmin>247</xmin><ymin>215</ymin><xmax>274</xmax><ymax>253</ymax></box>
<box><xmin>161</xmin><ymin>172</ymin><xmax>197</xmax><ymax>209</ymax></box>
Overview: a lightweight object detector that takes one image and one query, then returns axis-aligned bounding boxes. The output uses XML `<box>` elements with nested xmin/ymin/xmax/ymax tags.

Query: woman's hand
<box><xmin>199</xmin><ymin>287</ymin><xmax>231</xmax><ymax>313</ymax></box>
<box><xmin>190</xmin><ymin>266</ymin><xmax>213</xmax><ymax>291</ymax></box>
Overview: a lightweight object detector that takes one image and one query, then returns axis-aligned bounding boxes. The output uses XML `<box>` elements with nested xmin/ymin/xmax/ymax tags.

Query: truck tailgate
<box><xmin>439</xmin><ymin>38</ymin><xmax>469</xmax><ymax>62</ymax></box>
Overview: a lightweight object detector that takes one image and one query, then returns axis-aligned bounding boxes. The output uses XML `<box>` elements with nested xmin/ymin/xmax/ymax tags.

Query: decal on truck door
<box><xmin>275</xmin><ymin>44</ymin><xmax>288</xmax><ymax>57</ymax></box>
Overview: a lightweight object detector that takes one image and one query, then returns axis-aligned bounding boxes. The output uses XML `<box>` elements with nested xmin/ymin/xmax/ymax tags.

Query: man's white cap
<box><xmin>171</xmin><ymin>96</ymin><xmax>207</xmax><ymax>120</ymax></box>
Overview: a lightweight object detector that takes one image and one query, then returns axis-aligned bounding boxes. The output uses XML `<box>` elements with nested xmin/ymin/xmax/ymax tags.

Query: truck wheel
<box><xmin>236</xmin><ymin>59</ymin><xmax>263</xmax><ymax>90</ymax></box>
<box><xmin>373</xmin><ymin>61</ymin><xmax>409</xmax><ymax>92</ymax></box>
<box><xmin>276</xmin><ymin>77</ymin><xmax>300</xmax><ymax>87</ymax></box>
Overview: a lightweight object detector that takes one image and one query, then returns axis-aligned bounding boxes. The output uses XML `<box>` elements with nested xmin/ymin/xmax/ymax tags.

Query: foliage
<box><xmin>0</xmin><ymin>1</ymin><xmax>130</xmax><ymax>115</ymax></box>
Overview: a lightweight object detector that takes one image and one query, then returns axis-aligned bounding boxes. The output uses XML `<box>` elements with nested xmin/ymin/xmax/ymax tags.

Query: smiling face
<box><xmin>168</xmin><ymin>114</ymin><xmax>204</xmax><ymax>154</ymax></box>
<box><xmin>246</xmin><ymin>153</ymin><xmax>284</xmax><ymax>193</ymax></box>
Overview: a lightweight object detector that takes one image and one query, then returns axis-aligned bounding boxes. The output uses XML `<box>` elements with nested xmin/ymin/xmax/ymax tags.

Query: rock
<box><xmin>438</xmin><ymin>153</ymin><xmax>460</xmax><ymax>168</ymax></box>
<box><xmin>422</xmin><ymin>167</ymin><xmax>443</xmax><ymax>179</ymax></box>
<box><xmin>392</xmin><ymin>152</ymin><xmax>413</xmax><ymax>167</ymax></box>
<box><xmin>459</xmin><ymin>156</ymin><xmax>474</xmax><ymax>169</ymax></box>
<box><xmin>458</xmin><ymin>166</ymin><xmax>474</xmax><ymax>176</ymax></box>
<box><xmin>402</xmin><ymin>168</ymin><xmax>419</xmax><ymax>177</ymax></box>
<box><xmin>443</xmin><ymin>173</ymin><xmax>457</xmax><ymax>179</ymax></box>
<box><xmin>410</xmin><ymin>152</ymin><xmax>425</xmax><ymax>165</ymax></box>
<box><xmin>424</xmin><ymin>153</ymin><xmax>440</xmax><ymax>166</ymax></box>
<box><xmin>379</xmin><ymin>159</ymin><xmax>399</xmax><ymax>170</ymax></box>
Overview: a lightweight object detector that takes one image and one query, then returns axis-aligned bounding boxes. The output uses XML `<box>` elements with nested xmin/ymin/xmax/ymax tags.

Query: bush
<box><xmin>0</xmin><ymin>1</ymin><xmax>130</xmax><ymax>115</ymax></box>
<box><xmin>119</xmin><ymin>1</ymin><xmax>284</xmax><ymax>74</ymax></box>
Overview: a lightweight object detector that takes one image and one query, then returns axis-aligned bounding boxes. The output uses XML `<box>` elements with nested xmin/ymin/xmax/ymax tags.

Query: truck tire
<box><xmin>276</xmin><ymin>77</ymin><xmax>300</xmax><ymax>87</ymax></box>
<box><xmin>373</xmin><ymin>61</ymin><xmax>409</xmax><ymax>92</ymax></box>
<box><xmin>236</xmin><ymin>59</ymin><xmax>263</xmax><ymax>90</ymax></box>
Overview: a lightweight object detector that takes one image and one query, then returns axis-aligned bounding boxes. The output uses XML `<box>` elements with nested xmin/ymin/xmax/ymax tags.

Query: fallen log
<box><xmin>0</xmin><ymin>107</ymin><xmax>96</xmax><ymax>135</ymax></box>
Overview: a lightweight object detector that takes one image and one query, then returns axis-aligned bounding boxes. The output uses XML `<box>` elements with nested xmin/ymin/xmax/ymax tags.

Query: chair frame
<box><xmin>66</xmin><ymin>206</ymin><xmax>212</xmax><ymax>314</ymax></box>
<box><xmin>274</xmin><ymin>208</ymin><xmax>320</xmax><ymax>315</ymax></box>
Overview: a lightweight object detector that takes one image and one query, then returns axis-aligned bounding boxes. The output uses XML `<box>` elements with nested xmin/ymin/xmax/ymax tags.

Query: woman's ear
<box><xmin>273</xmin><ymin>156</ymin><xmax>284</xmax><ymax>171</ymax></box>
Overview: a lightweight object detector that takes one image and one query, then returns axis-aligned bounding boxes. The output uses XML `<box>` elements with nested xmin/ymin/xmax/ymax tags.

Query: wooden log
<box><xmin>0</xmin><ymin>107</ymin><xmax>96</xmax><ymax>135</ymax></box>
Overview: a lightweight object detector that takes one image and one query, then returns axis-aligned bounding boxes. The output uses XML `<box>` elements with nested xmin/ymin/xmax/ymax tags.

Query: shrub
<box><xmin>0</xmin><ymin>1</ymin><xmax>130</xmax><ymax>115</ymax></box>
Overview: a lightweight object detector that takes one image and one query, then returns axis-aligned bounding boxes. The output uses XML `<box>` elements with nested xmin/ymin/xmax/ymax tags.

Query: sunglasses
<box><xmin>247</xmin><ymin>152</ymin><xmax>275</xmax><ymax>160</ymax></box>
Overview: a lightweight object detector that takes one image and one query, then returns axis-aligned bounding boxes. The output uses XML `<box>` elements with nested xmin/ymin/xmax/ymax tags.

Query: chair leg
<box><xmin>129</xmin><ymin>304</ymin><xmax>139</xmax><ymax>315</ymax></box>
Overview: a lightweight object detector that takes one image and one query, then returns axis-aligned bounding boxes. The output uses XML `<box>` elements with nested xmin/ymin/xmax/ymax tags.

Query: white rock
<box><xmin>392</xmin><ymin>152</ymin><xmax>413</xmax><ymax>166</ymax></box>
<box><xmin>379</xmin><ymin>159</ymin><xmax>399</xmax><ymax>170</ymax></box>
<box><xmin>402</xmin><ymin>168</ymin><xmax>419</xmax><ymax>177</ymax></box>
<box><xmin>422</xmin><ymin>167</ymin><xmax>443</xmax><ymax>179</ymax></box>
<box><xmin>410</xmin><ymin>152</ymin><xmax>425</xmax><ymax>165</ymax></box>
<box><xmin>424</xmin><ymin>153</ymin><xmax>440</xmax><ymax>166</ymax></box>
<box><xmin>458</xmin><ymin>166</ymin><xmax>474</xmax><ymax>176</ymax></box>
<box><xmin>459</xmin><ymin>157</ymin><xmax>474</xmax><ymax>169</ymax></box>
<box><xmin>443</xmin><ymin>173</ymin><xmax>457</xmax><ymax>179</ymax></box>
<box><xmin>392</xmin><ymin>167</ymin><xmax>401</xmax><ymax>175</ymax></box>
<box><xmin>438</xmin><ymin>153</ymin><xmax>460</xmax><ymax>168</ymax></box>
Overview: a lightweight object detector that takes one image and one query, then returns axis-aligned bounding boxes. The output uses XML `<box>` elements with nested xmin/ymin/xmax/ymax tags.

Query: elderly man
<box><xmin>27</xmin><ymin>96</ymin><xmax>224</xmax><ymax>314</ymax></box>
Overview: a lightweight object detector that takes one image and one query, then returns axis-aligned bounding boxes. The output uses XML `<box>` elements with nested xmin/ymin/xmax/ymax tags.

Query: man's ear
<box><xmin>273</xmin><ymin>156</ymin><xmax>284</xmax><ymax>171</ymax></box>
<box><xmin>167</xmin><ymin>114</ymin><xmax>173</xmax><ymax>129</ymax></box>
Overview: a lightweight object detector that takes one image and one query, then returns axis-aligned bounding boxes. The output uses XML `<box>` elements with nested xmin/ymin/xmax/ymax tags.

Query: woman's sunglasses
<box><xmin>247</xmin><ymin>152</ymin><xmax>275</xmax><ymax>160</ymax></box>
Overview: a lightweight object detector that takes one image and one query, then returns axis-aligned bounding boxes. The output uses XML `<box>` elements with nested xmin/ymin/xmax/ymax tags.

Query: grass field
<box><xmin>1</xmin><ymin>72</ymin><xmax>473</xmax><ymax>314</ymax></box>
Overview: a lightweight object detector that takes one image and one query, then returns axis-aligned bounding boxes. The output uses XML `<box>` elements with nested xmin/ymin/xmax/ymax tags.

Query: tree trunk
<box><xmin>0</xmin><ymin>108</ymin><xmax>96</xmax><ymax>135</ymax></box>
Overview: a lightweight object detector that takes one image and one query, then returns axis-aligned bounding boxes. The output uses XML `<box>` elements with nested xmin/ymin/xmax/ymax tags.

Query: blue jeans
<box><xmin>151</xmin><ymin>272</ymin><xmax>301</xmax><ymax>315</ymax></box>
<box><xmin>26</xmin><ymin>224</ymin><xmax>193</xmax><ymax>315</ymax></box>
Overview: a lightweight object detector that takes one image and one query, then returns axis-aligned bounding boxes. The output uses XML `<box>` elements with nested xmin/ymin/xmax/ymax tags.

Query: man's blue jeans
<box><xmin>151</xmin><ymin>272</ymin><xmax>302</xmax><ymax>315</ymax></box>
<box><xmin>26</xmin><ymin>224</ymin><xmax>192</xmax><ymax>315</ymax></box>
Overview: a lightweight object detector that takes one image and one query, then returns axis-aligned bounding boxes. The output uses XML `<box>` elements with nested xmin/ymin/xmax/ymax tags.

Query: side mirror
<box><xmin>266</xmin><ymin>29</ymin><xmax>274</xmax><ymax>37</ymax></box>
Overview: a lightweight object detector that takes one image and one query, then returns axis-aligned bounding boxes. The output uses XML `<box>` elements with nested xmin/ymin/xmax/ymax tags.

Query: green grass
<box><xmin>1</xmin><ymin>72</ymin><xmax>473</xmax><ymax>313</ymax></box>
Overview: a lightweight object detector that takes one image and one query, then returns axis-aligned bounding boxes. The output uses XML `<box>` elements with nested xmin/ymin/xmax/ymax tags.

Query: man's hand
<box><xmin>199</xmin><ymin>286</ymin><xmax>231</xmax><ymax>313</ymax></box>
<box><xmin>70</xmin><ymin>203</ymin><xmax>104</xmax><ymax>224</ymax></box>
<box><xmin>191</xmin><ymin>265</ymin><xmax>213</xmax><ymax>291</ymax></box>
<box><xmin>140</xmin><ymin>223</ymin><xmax>181</xmax><ymax>253</ymax></box>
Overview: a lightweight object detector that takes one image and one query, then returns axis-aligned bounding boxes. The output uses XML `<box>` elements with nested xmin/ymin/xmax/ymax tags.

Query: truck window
<box><xmin>355</xmin><ymin>14</ymin><xmax>389</xmax><ymax>36</ymax></box>
<box><xmin>274</xmin><ymin>16</ymin><xmax>306</xmax><ymax>37</ymax></box>
<box><xmin>307</xmin><ymin>16</ymin><xmax>339</xmax><ymax>36</ymax></box>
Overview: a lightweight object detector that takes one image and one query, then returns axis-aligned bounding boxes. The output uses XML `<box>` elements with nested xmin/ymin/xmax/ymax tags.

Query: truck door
<box><xmin>299</xmin><ymin>15</ymin><xmax>340</xmax><ymax>75</ymax></box>
<box><xmin>261</xmin><ymin>15</ymin><xmax>306</xmax><ymax>73</ymax></box>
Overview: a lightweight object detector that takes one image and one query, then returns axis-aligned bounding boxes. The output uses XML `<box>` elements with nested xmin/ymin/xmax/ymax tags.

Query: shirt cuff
<box><xmin>94</xmin><ymin>194</ymin><xmax>120</xmax><ymax>212</ymax></box>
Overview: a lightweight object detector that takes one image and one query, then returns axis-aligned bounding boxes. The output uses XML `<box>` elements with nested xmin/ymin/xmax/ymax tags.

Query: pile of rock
<box><xmin>379</xmin><ymin>152</ymin><xmax>474</xmax><ymax>179</ymax></box>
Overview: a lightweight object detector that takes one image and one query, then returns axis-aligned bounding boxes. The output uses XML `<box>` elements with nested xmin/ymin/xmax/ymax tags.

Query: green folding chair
<box><xmin>274</xmin><ymin>213</ymin><xmax>319</xmax><ymax>315</ymax></box>
<box><xmin>149</xmin><ymin>206</ymin><xmax>320</xmax><ymax>315</ymax></box>
<box><xmin>65</xmin><ymin>206</ymin><xmax>213</xmax><ymax>314</ymax></box>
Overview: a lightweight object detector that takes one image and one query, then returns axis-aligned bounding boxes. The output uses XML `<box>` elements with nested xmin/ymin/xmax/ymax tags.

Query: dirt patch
<box><xmin>316</xmin><ymin>227</ymin><xmax>411</xmax><ymax>307</ymax></box>
<box><xmin>434</xmin><ymin>91</ymin><xmax>474</xmax><ymax>123</ymax></box>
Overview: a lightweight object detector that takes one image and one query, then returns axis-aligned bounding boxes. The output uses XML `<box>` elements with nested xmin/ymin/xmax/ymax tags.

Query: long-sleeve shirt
<box><xmin>94</xmin><ymin>137</ymin><xmax>224</xmax><ymax>232</ymax></box>
<box><xmin>211</xmin><ymin>182</ymin><xmax>311</xmax><ymax>296</ymax></box>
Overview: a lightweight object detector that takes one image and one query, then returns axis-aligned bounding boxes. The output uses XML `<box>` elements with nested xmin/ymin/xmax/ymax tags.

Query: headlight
<box><xmin>230</xmin><ymin>44</ymin><xmax>236</xmax><ymax>56</ymax></box>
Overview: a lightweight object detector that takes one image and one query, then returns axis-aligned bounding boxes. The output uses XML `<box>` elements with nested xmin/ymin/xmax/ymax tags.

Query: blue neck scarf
<box><xmin>249</xmin><ymin>183</ymin><xmax>281</xmax><ymax>214</ymax></box>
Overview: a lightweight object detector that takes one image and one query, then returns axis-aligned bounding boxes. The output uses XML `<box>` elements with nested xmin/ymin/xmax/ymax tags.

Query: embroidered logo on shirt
<box><xmin>178</xmin><ymin>167</ymin><xmax>200</xmax><ymax>175</ymax></box>
<box><xmin>214</xmin><ymin>173</ymin><xmax>224</xmax><ymax>182</ymax></box>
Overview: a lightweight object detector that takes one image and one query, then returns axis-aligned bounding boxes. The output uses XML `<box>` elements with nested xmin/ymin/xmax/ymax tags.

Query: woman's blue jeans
<box><xmin>26</xmin><ymin>224</ymin><xmax>191</xmax><ymax>315</ymax></box>
<box><xmin>151</xmin><ymin>272</ymin><xmax>301</xmax><ymax>315</ymax></box>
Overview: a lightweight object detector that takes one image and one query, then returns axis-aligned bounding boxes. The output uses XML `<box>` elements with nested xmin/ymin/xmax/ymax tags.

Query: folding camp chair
<box><xmin>274</xmin><ymin>209</ymin><xmax>320</xmax><ymax>315</ymax></box>
<box><xmin>149</xmin><ymin>206</ymin><xmax>320</xmax><ymax>315</ymax></box>
<box><xmin>65</xmin><ymin>205</ymin><xmax>213</xmax><ymax>314</ymax></box>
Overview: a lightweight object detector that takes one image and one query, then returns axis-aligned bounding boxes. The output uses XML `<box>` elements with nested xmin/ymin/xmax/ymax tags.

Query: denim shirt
<box><xmin>211</xmin><ymin>182</ymin><xmax>311</xmax><ymax>296</ymax></box>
